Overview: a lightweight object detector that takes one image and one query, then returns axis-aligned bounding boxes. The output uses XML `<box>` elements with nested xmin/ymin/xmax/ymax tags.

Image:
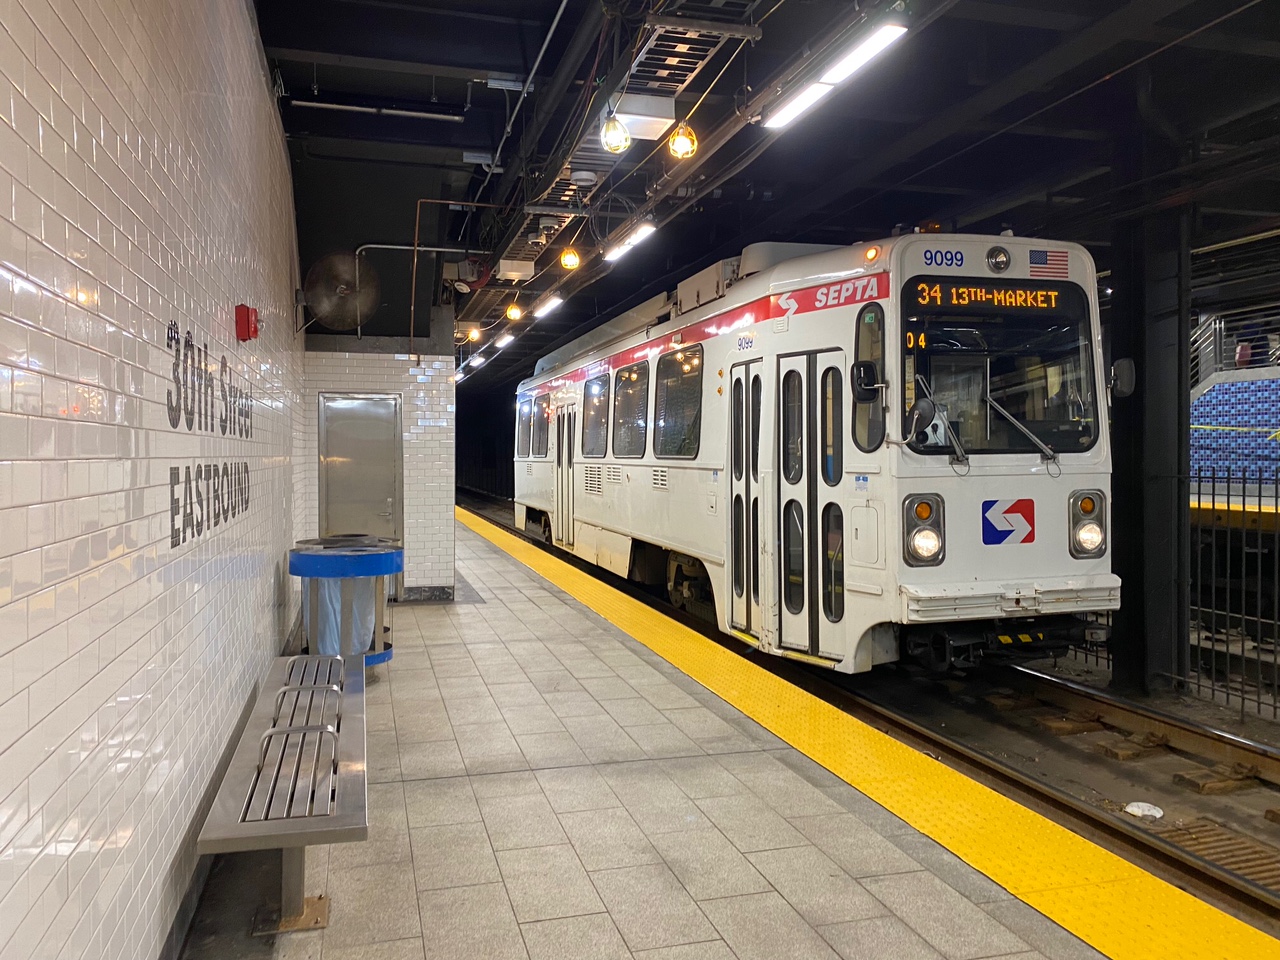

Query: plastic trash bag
<box><xmin>302</xmin><ymin>576</ymin><xmax>377</xmax><ymax>656</ymax></box>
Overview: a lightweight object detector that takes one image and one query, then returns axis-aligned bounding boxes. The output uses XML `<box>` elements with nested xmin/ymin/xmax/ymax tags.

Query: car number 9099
<box><xmin>923</xmin><ymin>249</ymin><xmax>963</xmax><ymax>267</ymax></box>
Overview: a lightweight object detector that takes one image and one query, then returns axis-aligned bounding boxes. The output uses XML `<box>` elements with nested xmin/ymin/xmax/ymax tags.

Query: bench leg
<box><xmin>282</xmin><ymin>847</ymin><xmax>306</xmax><ymax>919</ymax></box>
<box><xmin>251</xmin><ymin>847</ymin><xmax>329</xmax><ymax>935</ymax></box>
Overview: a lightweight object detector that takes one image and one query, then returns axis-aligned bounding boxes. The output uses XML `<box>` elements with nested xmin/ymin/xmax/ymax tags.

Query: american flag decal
<box><xmin>1029</xmin><ymin>249</ymin><xmax>1069</xmax><ymax>278</ymax></box>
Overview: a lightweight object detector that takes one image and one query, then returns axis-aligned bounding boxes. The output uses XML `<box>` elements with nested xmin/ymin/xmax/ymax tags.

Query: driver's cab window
<box><xmin>853</xmin><ymin>303</ymin><xmax>886</xmax><ymax>451</ymax></box>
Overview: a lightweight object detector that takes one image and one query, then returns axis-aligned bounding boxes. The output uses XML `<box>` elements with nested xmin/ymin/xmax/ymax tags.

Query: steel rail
<box><xmin>1005</xmin><ymin>664</ymin><xmax>1280</xmax><ymax>787</ymax></box>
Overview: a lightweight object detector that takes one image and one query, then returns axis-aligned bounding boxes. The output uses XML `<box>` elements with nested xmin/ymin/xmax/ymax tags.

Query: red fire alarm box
<box><xmin>235</xmin><ymin>304</ymin><xmax>259</xmax><ymax>341</ymax></box>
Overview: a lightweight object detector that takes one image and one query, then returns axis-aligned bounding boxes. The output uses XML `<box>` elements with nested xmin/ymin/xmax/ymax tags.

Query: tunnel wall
<box><xmin>0</xmin><ymin>2</ymin><xmax>302</xmax><ymax>958</ymax></box>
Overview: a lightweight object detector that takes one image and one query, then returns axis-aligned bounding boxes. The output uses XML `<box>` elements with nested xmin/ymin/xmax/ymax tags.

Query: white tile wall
<box><xmin>299</xmin><ymin>351</ymin><xmax>456</xmax><ymax>590</ymax></box>
<box><xmin>0</xmin><ymin>2</ymin><xmax>302</xmax><ymax>959</ymax></box>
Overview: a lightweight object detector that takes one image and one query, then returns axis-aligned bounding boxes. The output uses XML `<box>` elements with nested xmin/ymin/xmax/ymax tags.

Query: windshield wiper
<box><xmin>983</xmin><ymin>393</ymin><xmax>1058</xmax><ymax>463</ymax></box>
<box><xmin>914</xmin><ymin>375</ymin><xmax>968</xmax><ymax>465</ymax></box>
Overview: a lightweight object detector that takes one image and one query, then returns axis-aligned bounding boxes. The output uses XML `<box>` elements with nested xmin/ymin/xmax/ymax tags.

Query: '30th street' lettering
<box><xmin>165</xmin><ymin>321</ymin><xmax>254</xmax><ymax>437</ymax></box>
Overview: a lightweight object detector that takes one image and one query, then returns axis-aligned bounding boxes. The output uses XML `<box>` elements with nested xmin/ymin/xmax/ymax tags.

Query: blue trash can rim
<box><xmin>289</xmin><ymin>543</ymin><xmax>404</xmax><ymax>578</ymax></box>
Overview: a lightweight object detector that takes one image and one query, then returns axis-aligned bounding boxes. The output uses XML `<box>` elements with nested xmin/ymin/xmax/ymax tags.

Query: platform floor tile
<box><xmin>181</xmin><ymin>521</ymin><xmax>1107</xmax><ymax>960</ymax></box>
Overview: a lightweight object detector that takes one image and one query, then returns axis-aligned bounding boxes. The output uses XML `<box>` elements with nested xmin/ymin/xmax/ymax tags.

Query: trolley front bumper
<box><xmin>900</xmin><ymin>575</ymin><xmax>1121</xmax><ymax>624</ymax></box>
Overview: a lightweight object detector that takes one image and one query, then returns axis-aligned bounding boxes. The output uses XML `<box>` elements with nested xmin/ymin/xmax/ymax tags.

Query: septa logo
<box><xmin>982</xmin><ymin>499</ymin><xmax>1035</xmax><ymax>545</ymax></box>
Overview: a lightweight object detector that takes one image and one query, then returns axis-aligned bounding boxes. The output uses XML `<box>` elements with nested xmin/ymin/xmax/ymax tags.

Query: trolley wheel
<box><xmin>906</xmin><ymin>631</ymin><xmax>950</xmax><ymax>673</ymax></box>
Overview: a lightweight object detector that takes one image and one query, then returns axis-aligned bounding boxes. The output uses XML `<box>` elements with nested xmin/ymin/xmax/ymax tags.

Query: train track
<box><xmin>455</xmin><ymin>491</ymin><xmax>1280</xmax><ymax>934</ymax></box>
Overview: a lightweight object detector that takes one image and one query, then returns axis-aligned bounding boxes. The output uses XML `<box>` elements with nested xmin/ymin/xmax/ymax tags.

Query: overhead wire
<box><xmin>799</xmin><ymin>0</ymin><xmax>1268</xmax><ymax>236</ymax></box>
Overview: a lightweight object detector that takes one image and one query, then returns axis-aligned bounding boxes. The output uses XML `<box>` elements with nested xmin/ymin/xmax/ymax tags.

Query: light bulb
<box><xmin>468</xmin><ymin>328</ymin><xmax>480</xmax><ymax>341</ymax></box>
<box><xmin>560</xmin><ymin>248</ymin><xmax>580</xmax><ymax>270</ymax></box>
<box><xmin>600</xmin><ymin>114</ymin><xmax>631</xmax><ymax>154</ymax></box>
<box><xmin>668</xmin><ymin>121</ymin><xmax>697</xmax><ymax>159</ymax></box>
<box><xmin>505</xmin><ymin>302</ymin><xmax>523</xmax><ymax>321</ymax></box>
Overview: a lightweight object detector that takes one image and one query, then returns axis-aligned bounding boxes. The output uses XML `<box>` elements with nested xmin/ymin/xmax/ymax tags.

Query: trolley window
<box><xmin>733</xmin><ymin>495</ymin><xmax>745</xmax><ymax>598</ymax></box>
<box><xmin>516</xmin><ymin>399</ymin><xmax>532</xmax><ymax>457</ymax></box>
<box><xmin>853</xmin><ymin>303</ymin><xmax>886</xmax><ymax>452</ymax></box>
<box><xmin>902</xmin><ymin>277</ymin><xmax>1097</xmax><ymax>455</ymax></box>
<box><xmin>654</xmin><ymin>345</ymin><xmax>703</xmax><ymax>458</ymax></box>
<box><xmin>783</xmin><ymin>500</ymin><xmax>805</xmax><ymax>615</ymax></box>
<box><xmin>531</xmin><ymin>394</ymin><xmax>550</xmax><ymax>457</ymax></box>
<box><xmin>613</xmin><ymin>362</ymin><xmax>649</xmax><ymax>458</ymax></box>
<box><xmin>751</xmin><ymin>499</ymin><xmax>760</xmax><ymax>602</ymax></box>
<box><xmin>822</xmin><ymin>503</ymin><xmax>844</xmax><ymax>622</ymax></box>
<box><xmin>782</xmin><ymin>370</ymin><xmax>804</xmax><ymax>484</ymax></box>
<box><xmin>821</xmin><ymin>366</ymin><xmax>842</xmax><ymax>485</ymax></box>
<box><xmin>582</xmin><ymin>375</ymin><xmax>609</xmax><ymax>457</ymax></box>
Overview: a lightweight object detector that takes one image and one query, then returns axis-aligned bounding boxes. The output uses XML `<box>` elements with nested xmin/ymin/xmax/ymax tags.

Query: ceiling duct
<box><xmin>459</xmin><ymin>0</ymin><xmax>764</xmax><ymax>323</ymax></box>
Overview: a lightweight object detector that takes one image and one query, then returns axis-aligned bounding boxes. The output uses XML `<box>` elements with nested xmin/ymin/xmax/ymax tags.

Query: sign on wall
<box><xmin>164</xmin><ymin>319</ymin><xmax>256</xmax><ymax>548</ymax></box>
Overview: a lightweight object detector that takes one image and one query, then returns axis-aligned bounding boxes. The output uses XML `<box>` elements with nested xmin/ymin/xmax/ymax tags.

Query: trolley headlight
<box><xmin>1074</xmin><ymin>521</ymin><xmax>1104</xmax><ymax>553</ymax></box>
<box><xmin>904</xmin><ymin>494</ymin><xmax>945</xmax><ymax>566</ymax></box>
<box><xmin>909</xmin><ymin>527</ymin><xmax>942</xmax><ymax>560</ymax></box>
<box><xmin>1069</xmin><ymin>490</ymin><xmax>1107</xmax><ymax>558</ymax></box>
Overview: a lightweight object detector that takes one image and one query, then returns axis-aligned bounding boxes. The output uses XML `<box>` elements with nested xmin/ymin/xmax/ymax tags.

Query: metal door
<box><xmin>729</xmin><ymin>360</ymin><xmax>763</xmax><ymax>635</ymax></box>
<box><xmin>776</xmin><ymin>351</ymin><xmax>846</xmax><ymax>655</ymax></box>
<box><xmin>319</xmin><ymin>393</ymin><xmax>402</xmax><ymax>542</ymax></box>
<box><xmin>554</xmin><ymin>403</ymin><xmax>576</xmax><ymax>546</ymax></box>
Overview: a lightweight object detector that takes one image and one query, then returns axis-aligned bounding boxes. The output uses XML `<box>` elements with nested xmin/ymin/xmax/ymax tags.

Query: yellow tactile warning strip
<box><xmin>457</xmin><ymin>507</ymin><xmax>1280</xmax><ymax>960</ymax></box>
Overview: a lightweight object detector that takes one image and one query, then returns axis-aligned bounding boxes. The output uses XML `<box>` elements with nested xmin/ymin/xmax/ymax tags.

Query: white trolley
<box><xmin>514</xmin><ymin>235</ymin><xmax>1120</xmax><ymax>672</ymax></box>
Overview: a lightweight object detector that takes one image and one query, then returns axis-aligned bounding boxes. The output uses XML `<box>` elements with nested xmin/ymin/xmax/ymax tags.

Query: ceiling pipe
<box><xmin>458</xmin><ymin>0</ymin><xmax>573</xmax><ymax>242</ymax></box>
<box><xmin>290</xmin><ymin>99</ymin><xmax>465</xmax><ymax>123</ymax></box>
<box><xmin>487</xmin><ymin>3</ymin><xmax>608</xmax><ymax>212</ymax></box>
<box><xmin>357</xmin><ymin>242</ymin><xmax>490</xmax><ymax>256</ymax></box>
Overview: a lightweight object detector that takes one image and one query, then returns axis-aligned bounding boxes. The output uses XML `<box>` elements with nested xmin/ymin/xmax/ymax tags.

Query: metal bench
<box><xmin>197</xmin><ymin>654</ymin><xmax>368</xmax><ymax>934</ymax></box>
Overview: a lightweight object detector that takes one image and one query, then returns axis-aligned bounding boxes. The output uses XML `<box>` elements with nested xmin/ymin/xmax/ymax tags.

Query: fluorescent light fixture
<box><xmin>496</xmin><ymin>333</ymin><xmax>515</xmax><ymax>348</ymax></box>
<box><xmin>763</xmin><ymin>82</ymin><xmax>834</xmax><ymax>129</ymax></box>
<box><xmin>626</xmin><ymin>222</ymin><xmax>657</xmax><ymax>246</ymax></box>
<box><xmin>820</xmin><ymin>24</ymin><xmax>908</xmax><ymax>85</ymax></box>
<box><xmin>469</xmin><ymin>355</ymin><xmax>486</xmax><ymax>367</ymax></box>
<box><xmin>533</xmin><ymin>296</ymin><xmax>564</xmax><ymax>317</ymax></box>
<box><xmin>604</xmin><ymin>220</ymin><xmax>659</xmax><ymax>262</ymax></box>
<box><xmin>487</xmin><ymin>74</ymin><xmax>532</xmax><ymax>92</ymax></box>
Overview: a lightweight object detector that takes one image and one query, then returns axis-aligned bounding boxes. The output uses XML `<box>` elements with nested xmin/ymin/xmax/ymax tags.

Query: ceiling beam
<box><xmin>257</xmin><ymin>1</ymin><xmax>553</xmax><ymax>81</ymax></box>
<box><xmin>265</xmin><ymin>47</ymin><xmax>503</xmax><ymax>83</ymax></box>
<box><xmin>927</xmin><ymin>162</ymin><xmax>1111</xmax><ymax>229</ymax></box>
<box><xmin>720</xmin><ymin>0</ymin><xmax>1205</xmax><ymax>242</ymax></box>
<box><xmin>949</xmin><ymin>0</ymin><xmax>1280</xmax><ymax>59</ymax></box>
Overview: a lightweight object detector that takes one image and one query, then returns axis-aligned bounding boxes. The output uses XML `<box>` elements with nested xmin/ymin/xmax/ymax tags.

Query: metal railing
<box><xmin>1063</xmin><ymin>471</ymin><xmax>1280</xmax><ymax>718</ymax></box>
<box><xmin>1188</xmin><ymin>467</ymin><xmax>1280</xmax><ymax>717</ymax></box>
<box><xmin>1190</xmin><ymin>314</ymin><xmax>1225</xmax><ymax>389</ymax></box>
<box><xmin>1190</xmin><ymin>308</ymin><xmax>1280</xmax><ymax>387</ymax></box>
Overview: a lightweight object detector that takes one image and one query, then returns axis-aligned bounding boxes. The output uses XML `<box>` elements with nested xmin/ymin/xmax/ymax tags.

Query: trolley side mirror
<box><xmin>852</xmin><ymin>360</ymin><xmax>882</xmax><ymax>403</ymax></box>
<box><xmin>1111</xmin><ymin>358</ymin><xmax>1135</xmax><ymax>399</ymax></box>
<box><xmin>904</xmin><ymin>397</ymin><xmax>936</xmax><ymax>440</ymax></box>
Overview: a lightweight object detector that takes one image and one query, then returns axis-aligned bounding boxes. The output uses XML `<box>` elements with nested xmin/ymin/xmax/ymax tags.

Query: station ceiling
<box><xmin>255</xmin><ymin>0</ymin><xmax>1280</xmax><ymax>392</ymax></box>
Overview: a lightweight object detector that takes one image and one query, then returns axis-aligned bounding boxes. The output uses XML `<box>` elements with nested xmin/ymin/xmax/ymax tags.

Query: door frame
<box><xmin>729</xmin><ymin>360</ymin><xmax>763</xmax><ymax>636</ymax></box>
<box><xmin>553</xmin><ymin>402</ymin><xmax>577</xmax><ymax>546</ymax></box>
<box><xmin>775</xmin><ymin>350</ymin><xmax>846</xmax><ymax>657</ymax></box>
<box><xmin>317</xmin><ymin>392</ymin><xmax>404</xmax><ymax>596</ymax></box>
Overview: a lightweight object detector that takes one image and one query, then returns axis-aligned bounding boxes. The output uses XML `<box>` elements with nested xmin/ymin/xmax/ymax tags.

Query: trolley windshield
<box><xmin>901</xmin><ymin>277</ymin><xmax>1098</xmax><ymax>456</ymax></box>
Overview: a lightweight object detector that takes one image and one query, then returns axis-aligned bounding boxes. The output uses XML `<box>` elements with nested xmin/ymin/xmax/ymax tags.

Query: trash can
<box><xmin>289</xmin><ymin>535</ymin><xmax>404</xmax><ymax>665</ymax></box>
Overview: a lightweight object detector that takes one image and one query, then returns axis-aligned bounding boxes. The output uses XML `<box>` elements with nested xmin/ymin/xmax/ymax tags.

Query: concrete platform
<box><xmin>183</xmin><ymin>519</ymin><xmax>1109</xmax><ymax>960</ymax></box>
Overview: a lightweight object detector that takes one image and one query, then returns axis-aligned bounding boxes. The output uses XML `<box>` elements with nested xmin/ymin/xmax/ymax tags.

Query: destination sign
<box><xmin>904</xmin><ymin>275</ymin><xmax>1087</xmax><ymax>320</ymax></box>
<box><xmin>915</xmin><ymin>281</ymin><xmax>1062</xmax><ymax>310</ymax></box>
